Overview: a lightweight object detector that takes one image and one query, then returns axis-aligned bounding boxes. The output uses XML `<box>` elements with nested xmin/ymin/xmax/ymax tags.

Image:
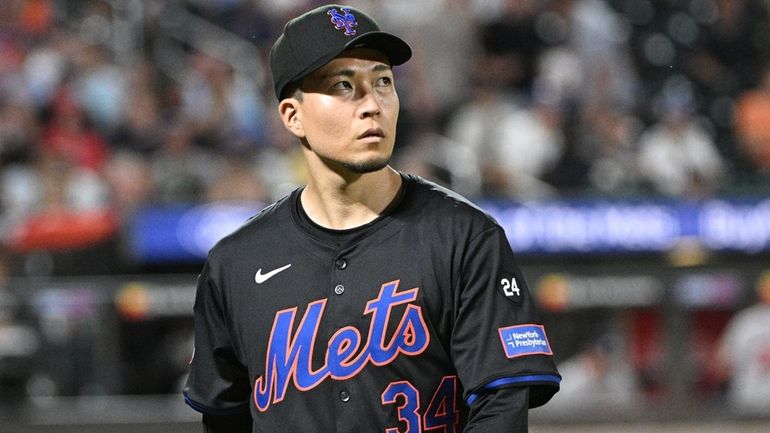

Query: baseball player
<box><xmin>714</xmin><ymin>272</ymin><xmax>770</xmax><ymax>414</ymax></box>
<box><xmin>184</xmin><ymin>4</ymin><xmax>561</xmax><ymax>432</ymax></box>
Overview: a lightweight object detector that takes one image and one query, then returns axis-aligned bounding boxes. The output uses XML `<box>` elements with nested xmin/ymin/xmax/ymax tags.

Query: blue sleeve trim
<box><xmin>183</xmin><ymin>391</ymin><xmax>251</xmax><ymax>416</ymax></box>
<box><xmin>466</xmin><ymin>374</ymin><xmax>562</xmax><ymax>406</ymax></box>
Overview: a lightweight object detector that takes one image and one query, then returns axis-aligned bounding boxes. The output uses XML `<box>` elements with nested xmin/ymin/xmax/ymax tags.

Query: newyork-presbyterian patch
<box><xmin>498</xmin><ymin>324</ymin><xmax>552</xmax><ymax>358</ymax></box>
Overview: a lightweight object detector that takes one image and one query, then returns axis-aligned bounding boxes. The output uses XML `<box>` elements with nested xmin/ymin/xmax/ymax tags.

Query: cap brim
<box><xmin>343</xmin><ymin>31</ymin><xmax>412</xmax><ymax>66</ymax></box>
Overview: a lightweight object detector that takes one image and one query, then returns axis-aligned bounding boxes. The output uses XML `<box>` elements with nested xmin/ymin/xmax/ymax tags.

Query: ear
<box><xmin>278</xmin><ymin>98</ymin><xmax>305</xmax><ymax>138</ymax></box>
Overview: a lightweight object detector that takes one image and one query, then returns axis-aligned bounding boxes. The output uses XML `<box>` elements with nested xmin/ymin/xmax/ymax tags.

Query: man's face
<box><xmin>286</xmin><ymin>48</ymin><xmax>399</xmax><ymax>175</ymax></box>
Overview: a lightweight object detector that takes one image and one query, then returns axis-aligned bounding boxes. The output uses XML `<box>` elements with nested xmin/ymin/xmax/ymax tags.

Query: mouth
<box><xmin>358</xmin><ymin>128</ymin><xmax>385</xmax><ymax>140</ymax></box>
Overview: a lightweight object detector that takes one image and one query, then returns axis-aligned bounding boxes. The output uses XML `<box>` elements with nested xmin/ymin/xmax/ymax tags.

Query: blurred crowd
<box><xmin>0</xmin><ymin>0</ymin><xmax>769</xmax><ymax>256</ymax></box>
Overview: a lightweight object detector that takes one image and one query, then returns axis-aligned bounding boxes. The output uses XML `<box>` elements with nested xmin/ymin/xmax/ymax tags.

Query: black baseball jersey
<box><xmin>184</xmin><ymin>173</ymin><xmax>560</xmax><ymax>432</ymax></box>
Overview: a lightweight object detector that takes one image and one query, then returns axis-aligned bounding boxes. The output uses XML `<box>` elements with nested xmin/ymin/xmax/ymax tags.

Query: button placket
<box><xmin>332</xmin><ymin>256</ymin><xmax>348</xmax><ymax>297</ymax></box>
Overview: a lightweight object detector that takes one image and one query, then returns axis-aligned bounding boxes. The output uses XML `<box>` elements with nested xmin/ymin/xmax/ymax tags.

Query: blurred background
<box><xmin>0</xmin><ymin>0</ymin><xmax>769</xmax><ymax>431</ymax></box>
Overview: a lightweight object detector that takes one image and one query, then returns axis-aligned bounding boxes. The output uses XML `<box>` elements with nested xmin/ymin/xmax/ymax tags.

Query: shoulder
<box><xmin>401</xmin><ymin>173</ymin><xmax>500</xmax><ymax>234</ymax></box>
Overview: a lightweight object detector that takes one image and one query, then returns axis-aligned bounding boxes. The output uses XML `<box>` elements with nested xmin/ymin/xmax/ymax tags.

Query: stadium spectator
<box><xmin>40</xmin><ymin>85</ymin><xmax>109</xmax><ymax>172</ymax></box>
<box><xmin>687</xmin><ymin>0</ymin><xmax>769</xmax><ymax>103</ymax></box>
<box><xmin>581</xmin><ymin>105</ymin><xmax>643</xmax><ymax>195</ymax></box>
<box><xmin>545</xmin><ymin>0</ymin><xmax>640</xmax><ymax>112</ymax></box>
<box><xmin>205</xmin><ymin>153</ymin><xmax>267</xmax><ymax>203</ymax></box>
<box><xmin>21</xmin><ymin>28</ymin><xmax>76</xmax><ymax>109</ymax></box>
<box><xmin>0</xmin><ymin>99</ymin><xmax>37</xmax><ymax>168</ymax></box>
<box><xmin>103</xmin><ymin>151</ymin><xmax>155</xmax><ymax>215</ymax></box>
<box><xmin>3</xmin><ymin>154</ymin><xmax>115</xmax><ymax>253</ymax></box>
<box><xmin>545</xmin><ymin>329</ymin><xmax>639</xmax><ymax>413</ymax></box>
<box><xmin>108</xmin><ymin>62</ymin><xmax>167</xmax><ymax>155</ymax></box>
<box><xmin>445</xmin><ymin>51</ymin><xmax>563</xmax><ymax>200</ymax></box>
<box><xmin>70</xmin><ymin>43</ymin><xmax>127</xmax><ymax>132</ymax></box>
<box><xmin>150</xmin><ymin>121</ymin><xmax>216</xmax><ymax>205</ymax></box>
<box><xmin>477</xmin><ymin>0</ymin><xmax>544</xmax><ymax>94</ymax></box>
<box><xmin>734</xmin><ymin>65</ymin><xmax>770</xmax><ymax>176</ymax></box>
<box><xmin>713</xmin><ymin>272</ymin><xmax>770</xmax><ymax>414</ymax></box>
<box><xmin>179</xmin><ymin>50</ymin><xmax>266</xmax><ymax>151</ymax></box>
<box><xmin>636</xmin><ymin>90</ymin><xmax>726</xmax><ymax>197</ymax></box>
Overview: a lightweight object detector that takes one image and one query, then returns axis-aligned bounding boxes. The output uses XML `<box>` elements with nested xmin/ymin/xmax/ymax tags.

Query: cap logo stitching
<box><xmin>327</xmin><ymin>7</ymin><xmax>358</xmax><ymax>36</ymax></box>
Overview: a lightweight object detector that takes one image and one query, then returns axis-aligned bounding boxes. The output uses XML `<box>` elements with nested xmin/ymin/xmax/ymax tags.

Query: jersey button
<box><xmin>334</xmin><ymin>284</ymin><xmax>345</xmax><ymax>295</ymax></box>
<box><xmin>335</xmin><ymin>258</ymin><xmax>347</xmax><ymax>270</ymax></box>
<box><xmin>339</xmin><ymin>390</ymin><xmax>350</xmax><ymax>402</ymax></box>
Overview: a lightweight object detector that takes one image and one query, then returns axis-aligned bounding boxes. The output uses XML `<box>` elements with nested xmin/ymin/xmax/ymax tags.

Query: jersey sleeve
<box><xmin>451</xmin><ymin>224</ymin><xmax>560</xmax><ymax>408</ymax></box>
<box><xmin>184</xmin><ymin>260</ymin><xmax>251</xmax><ymax>416</ymax></box>
<box><xmin>464</xmin><ymin>385</ymin><xmax>529</xmax><ymax>432</ymax></box>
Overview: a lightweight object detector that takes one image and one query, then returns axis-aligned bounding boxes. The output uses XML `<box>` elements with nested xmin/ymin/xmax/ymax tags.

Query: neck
<box><xmin>301</xmin><ymin>166</ymin><xmax>402</xmax><ymax>230</ymax></box>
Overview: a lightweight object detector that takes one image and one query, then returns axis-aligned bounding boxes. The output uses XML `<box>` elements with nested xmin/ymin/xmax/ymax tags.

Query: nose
<box><xmin>357</xmin><ymin>87</ymin><xmax>381</xmax><ymax>118</ymax></box>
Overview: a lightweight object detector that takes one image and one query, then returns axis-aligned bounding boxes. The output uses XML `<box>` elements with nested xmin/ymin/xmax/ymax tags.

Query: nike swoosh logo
<box><xmin>255</xmin><ymin>264</ymin><xmax>292</xmax><ymax>284</ymax></box>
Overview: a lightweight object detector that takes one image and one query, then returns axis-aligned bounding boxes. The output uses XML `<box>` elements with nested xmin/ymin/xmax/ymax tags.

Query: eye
<box><xmin>331</xmin><ymin>80</ymin><xmax>352</xmax><ymax>90</ymax></box>
<box><xmin>376</xmin><ymin>76</ymin><xmax>392</xmax><ymax>87</ymax></box>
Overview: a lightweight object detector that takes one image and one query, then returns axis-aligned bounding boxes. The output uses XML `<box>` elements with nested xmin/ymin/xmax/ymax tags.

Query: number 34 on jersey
<box><xmin>381</xmin><ymin>376</ymin><xmax>460</xmax><ymax>433</ymax></box>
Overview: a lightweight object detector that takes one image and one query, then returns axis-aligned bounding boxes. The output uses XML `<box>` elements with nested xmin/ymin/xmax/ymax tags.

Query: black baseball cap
<box><xmin>269</xmin><ymin>4</ymin><xmax>412</xmax><ymax>100</ymax></box>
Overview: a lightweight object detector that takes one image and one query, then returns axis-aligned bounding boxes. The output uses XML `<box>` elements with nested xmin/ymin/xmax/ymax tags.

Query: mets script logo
<box><xmin>253</xmin><ymin>280</ymin><xmax>430</xmax><ymax>412</ymax></box>
<box><xmin>327</xmin><ymin>7</ymin><xmax>358</xmax><ymax>36</ymax></box>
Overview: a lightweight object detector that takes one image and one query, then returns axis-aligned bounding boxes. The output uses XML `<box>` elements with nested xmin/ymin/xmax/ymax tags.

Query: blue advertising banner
<box><xmin>481</xmin><ymin>198</ymin><xmax>770</xmax><ymax>255</ymax></box>
<box><xmin>127</xmin><ymin>202</ymin><xmax>264</xmax><ymax>263</ymax></box>
<box><xmin>126</xmin><ymin>198</ymin><xmax>770</xmax><ymax>263</ymax></box>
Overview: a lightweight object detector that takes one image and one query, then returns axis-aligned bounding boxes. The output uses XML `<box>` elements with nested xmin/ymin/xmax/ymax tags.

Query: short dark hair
<box><xmin>280</xmin><ymin>80</ymin><xmax>304</xmax><ymax>102</ymax></box>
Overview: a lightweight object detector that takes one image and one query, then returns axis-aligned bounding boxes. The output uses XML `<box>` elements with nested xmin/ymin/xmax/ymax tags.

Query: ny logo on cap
<box><xmin>327</xmin><ymin>7</ymin><xmax>358</xmax><ymax>36</ymax></box>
